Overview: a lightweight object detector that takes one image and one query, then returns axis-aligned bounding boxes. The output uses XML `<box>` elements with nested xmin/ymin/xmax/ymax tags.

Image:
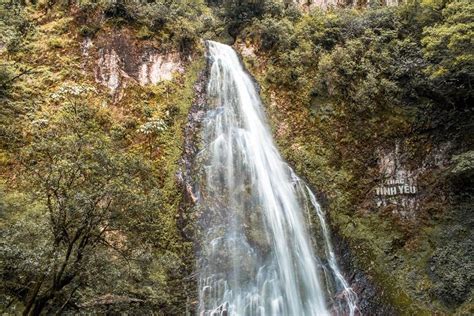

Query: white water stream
<box><xmin>195</xmin><ymin>41</ymin><xmax>357</xmax><ymax>316</ymax></box>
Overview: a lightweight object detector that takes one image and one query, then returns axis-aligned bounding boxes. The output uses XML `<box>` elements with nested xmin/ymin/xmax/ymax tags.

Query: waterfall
<box><xmin>194</xmin><ymin>41</ymin><xmax>357</xmax><ymax>316</ymax></box>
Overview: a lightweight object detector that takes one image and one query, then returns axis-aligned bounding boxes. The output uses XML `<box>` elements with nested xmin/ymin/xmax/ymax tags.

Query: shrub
<box><xmin>103</xmin><ymin>0</ymin><xmax>134</xmax><ymax>21</ymax></box>
<box><xmin>253</xmin><ymin>15</ymin><xmax>295</xmax><ymax>51</ymax></box>
<box><xmin>79</xmin><ymin>24</ymin><xmax>100</xmax><ymax>37</ymax></box>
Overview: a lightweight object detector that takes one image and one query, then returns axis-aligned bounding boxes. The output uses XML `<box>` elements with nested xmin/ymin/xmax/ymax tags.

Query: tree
<box><xmin>137</xmin><ymin>117</ymin><xmax>167</xmax><ymax>159</ymax></box>
<box><xmin>0</xmin><ymin>85</ymin><xmax>161</xmax><ymax>315</ymax></box>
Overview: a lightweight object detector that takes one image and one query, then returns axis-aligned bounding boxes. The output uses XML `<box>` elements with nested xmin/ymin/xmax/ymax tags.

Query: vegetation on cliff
<box><xmin>0</xmin><ymin>0</ymin><xmax>472</xmax><ymax>314</ymax></box>
<box><xmin>237</xmin><ymin>0</ymin><xmax>473</xmax><ymax>314</ymax></box>
<box><xmin>1</xmin><ymin>0</ymin><xmax>204</xmax><ymax>313</ymax></box>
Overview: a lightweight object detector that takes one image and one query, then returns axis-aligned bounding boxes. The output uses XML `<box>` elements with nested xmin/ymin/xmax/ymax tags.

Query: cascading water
<box><xmin>194</xmin><ymin>41</ymin><xmax>358</xmax><ymax>316</ymax></box>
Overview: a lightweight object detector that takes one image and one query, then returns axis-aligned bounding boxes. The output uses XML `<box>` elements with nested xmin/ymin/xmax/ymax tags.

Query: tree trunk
<box><xmin>30</xmin><ymin>296</ymin><xmax>50</xmax><ymax>316</ymax></box>
<box><xmin>22</xmin><ymin>276</ymin><xmax>44</xmax><ymax>316</ymax></box>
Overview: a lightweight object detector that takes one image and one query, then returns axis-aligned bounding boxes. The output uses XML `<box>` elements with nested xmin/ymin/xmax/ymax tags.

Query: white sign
<box><xmin>375</xmin><ymin>178</ymin><xmax>417</xmax><ymax>196</ymax></box>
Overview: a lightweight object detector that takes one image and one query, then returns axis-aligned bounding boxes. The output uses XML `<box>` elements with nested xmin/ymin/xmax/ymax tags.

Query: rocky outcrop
<box><xmin>173</xmin><ymin>55</ymin><xmax>209</xmax><ymax>315</ymax></box>
<box><xmin>95</xmin><ymin>47</ymin><xmax>130</xmax><ymax>100</ymax></box>
<box><xmin>236</xmin><ymin>42</ymin><xmax>256</xmax><ymax>59</ymax></box>
<box><xmin>82</xmin><ymin>31</ymin><xmax>185</xmax><ymax>102</ymax></box>
<box><xmin>178</xmin><ymin>64</ymin><xmax>209</xmax><ymax>240</ymax></box>
<box><xmin>138</xmin><ymin>52</ymin><xmax>183</xmax><ymax>86</ymax></box>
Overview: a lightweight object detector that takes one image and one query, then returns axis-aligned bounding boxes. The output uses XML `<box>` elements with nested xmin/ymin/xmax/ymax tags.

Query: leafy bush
<box><xmin>450</xmin><ymin>150</ymin><xmax>474</xmax><ymax>181</ymax></box>
<box><xmin>215</xmin><ymin>0</ymin><xmax>285</xmax><ymax>39</ymax></box>
<box><xmin>252</xmin><ymin>15</ymin><xmax>295</xmax><ymax>51</ymax></box>
<box><xmin>101</xmin><ymin>0</ymin><xmax>210</xmax><ymax>52</ymax></box>
<box><xmin>0</xmin><ymin>66</ymin><xmax>12</xmax><ymax>99</ymax></box>
<box><xmin>422</xmin><ymin>0</ymin><xmax>474</xmax><ymax>102</ymax></box>
<box><xmin>103</xmin><ymin>0</ymin><xmax>134</xmax><ymax>21</ymax></box>
<box><xmin>0</xmin><ymin>1</ymin><xmax>31</xmax><ymax>53</ymax></box>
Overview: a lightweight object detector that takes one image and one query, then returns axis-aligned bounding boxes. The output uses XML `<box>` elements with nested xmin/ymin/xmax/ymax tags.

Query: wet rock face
<box><xmin>84</xmin><ymin>31</ymin><xmax>184</xmax><ymax>101</ymax></box>
<box><xmin>175</xmin><ymin>59</ymin><xmax>209</xmax><ymax>315</ymax></box>
<box><xmin>178</xmin><ymin>67</ymin><xmax>209</xmax><ymax>241</ymax></box>
<box><xmin>331</xmin><ymin>232</ymin><xmax>398</xmax><ymax>316</ymax></box>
